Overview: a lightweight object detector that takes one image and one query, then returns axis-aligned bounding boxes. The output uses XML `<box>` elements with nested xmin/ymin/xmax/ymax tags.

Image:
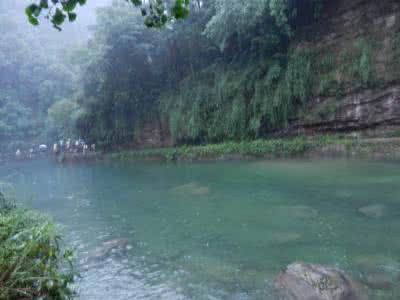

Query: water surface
<box><xmin>1</xmin><ymin>158</ymin><xmax>400</xmax><ymax>299</ymax></box>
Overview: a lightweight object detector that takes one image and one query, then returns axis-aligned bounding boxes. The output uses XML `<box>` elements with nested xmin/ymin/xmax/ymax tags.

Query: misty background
<box><xmin>0</xmin><ymin>0</ymin><xmax>111</xmax><ymax>152</ymax></box>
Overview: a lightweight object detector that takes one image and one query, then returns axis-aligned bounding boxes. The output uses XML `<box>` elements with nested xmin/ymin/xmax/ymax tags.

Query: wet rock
<box><xmin>169</xmin><ymin>182</ymin><xmax>210</xmax><ymax>196</ymax></box>
<box><xmin>274</xmin><ymin>262</ymin><xmax>365</xmax><ymax>300</ymax></box>
<box><xmin>192</xmin><ymin>186</ymin><xmax>210</xmax><ymax>195</ymax></box>
<box><xmin>275</xmin><ymin>205</ymin><xmax>319</xmax><ymax>219</ymax></box>
<box><xmin>358</xmin><ymin>205</ymin><xmax>386</xmax><ymax>219</ymax></box>
<box><xmin>86</xmin><ymin>239</ymin><xmax>130</xmax><ymax>262</ymax></box>
<box><xmin>270</xmin><ymin>232</ymin><xmax>302</xmax><ymax>245</ymax></box>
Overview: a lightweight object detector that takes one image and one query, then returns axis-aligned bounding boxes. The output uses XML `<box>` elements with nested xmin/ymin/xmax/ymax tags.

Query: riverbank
<box><xmin>0</xmin><ymin>151</ymin><xmax>103</xmax><ymax>164</ymax></box>
<box><xmin>107</xmin><ymin>135</ymin><xmax>400</xmax><ymax>162</ymax></box>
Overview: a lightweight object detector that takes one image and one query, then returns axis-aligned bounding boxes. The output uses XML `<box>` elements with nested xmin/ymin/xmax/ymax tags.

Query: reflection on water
<box><xmin>1</xmin><ymin>158</ymin><xmax>400</xmax><ymax>299</ymax></box>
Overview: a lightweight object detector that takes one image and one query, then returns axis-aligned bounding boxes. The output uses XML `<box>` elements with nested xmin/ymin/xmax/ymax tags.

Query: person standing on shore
<box><xmin>53</xmin><ymin>143</ymin><xmax>59</xmax><ymax>154</ymax></box>
<box><xmin>75</xmin><ymin>140</ymin><xmax>79</xmax><ymax>153</ymax></box>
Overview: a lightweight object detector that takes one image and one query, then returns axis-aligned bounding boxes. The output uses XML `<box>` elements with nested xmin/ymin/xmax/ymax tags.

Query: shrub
<box><xmin>340</xmin><ymin>39</ymin><xmax>374</xmax><ymax>86</ymax></box>
<box><xmin>0</xmin><ymin>195</ymin><xmax>75</xmax><ymax>300</ymax></box>
<box><xmin>109</xmin><ymin>135</ymin><xmax>341</xmax><ymax>161</ymax></box>
<box><xmin>0</xmin><ymin>183</ymin><xmax>16</xmax><ymax>213</ymax></box>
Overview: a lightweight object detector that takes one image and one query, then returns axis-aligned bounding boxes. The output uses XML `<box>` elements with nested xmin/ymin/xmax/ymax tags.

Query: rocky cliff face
<box><xmin>138</xmin><ymin>0</ymin><xmax>400</xmax><ymax>148</ymax></box>
<box><xmin>133</xmin><ymin>117</ymin><xmax>173</xmax><ymax>149</ymax></box>
<box><xmin>291</xmin><ymin>0</ymin><xmax>400</xmax><ymax>136</ymax></box>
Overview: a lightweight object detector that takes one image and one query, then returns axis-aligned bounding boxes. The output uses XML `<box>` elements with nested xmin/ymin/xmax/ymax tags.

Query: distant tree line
<box><xmin>3</xmin><ymin>0</ymin><xmax>329</xmax><ymax>149</ymax></box>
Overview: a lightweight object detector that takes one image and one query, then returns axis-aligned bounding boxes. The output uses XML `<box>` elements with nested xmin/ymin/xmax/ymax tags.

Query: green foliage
<box><xmin>204</xmin><ymin>0</ymin><xmax>325</xmax><ymax>51</ymax></box>
<box><xmin>0</xmin><ymin>183</ymin><xmax>16</xmax><ymax>213</ymax></box>
<box><xmin>161</xmin><ymin>48</ymin><xmax>313</xmax><ymax>143</ymax></box>
<box><xmin>21</xmin><ymin>0</ymin><xmax>327</xmax><ymax>149</ymax></box>
<box><xmin>284</xmin><ymin>49</ymin><xmax>313</xmax><ymax>104</ymax></box>
<box><xmin>26</xmin><ymin>0</ymin><xmax>189</xmax><ymax>30</ymax></box>
<box><xmin>391</xmin><ymin>32</ymin><xmax>400</xmax><ymax>77</ymax></box>
<box><xmin>0</xmin><ymin>196</ymin><xmax>75</xmax><ymax>299</ymax></box>
<box><xmin>356</xmin><ymin>39</ymin><xmax>373</xmax><ymax>85</ymax></box>
<box><xmin>340</xmin><ymin>39</ymin><xmax>374</xmax><ymax>86</ymax></box>
<box><xmin>318</xmin><ymin>76</ymin><xmax>334</xmax><ymax>96</ymax></box>
<box><xmin>312</xmin><ymin>39</ymin><xmax>374</xmax><ymax>101</ymax></box>
<box><xmin>204</xmin><ymin>0</ymin><xmax>272</xmax><ymax>50</ymax></box>
<box><xmin>109</xmin><ymin>135</ymin><xmax>341</xmax><ymax>161</ymax></box>
<box><xmin>0</xmin><ymin>96</ymin><xmax>39</xmax><ymax>151</ymax></box>
<box><xmin>75</xmin><ymin>1</ymin><xmax>216</xmax><ymax>147</ymax></box>
<box><xmin>47</xmin><ymin>99</ymin><xmax>82</xmax><ymax>140</ymax></box>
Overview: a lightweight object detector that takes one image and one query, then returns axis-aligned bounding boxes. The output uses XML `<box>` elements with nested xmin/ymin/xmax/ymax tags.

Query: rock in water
<box><xmin>86</xmin><ymin>239</ymin><xmax>130</xmax><ymax>263</ymax></box>
<box><xmin>270</xmin><ymin>232</ymin><xmax>302</xmax><ymax>245</ymax></box>
<box><xmin>169</xmin><ymin>182</ymin><xmax>210</xmax><ymax>196</ymax></box>
<box><xmin>358</xmin><ymin>204</ymin><xmax>386</xmax><ymax>219</ymax></box>
<box><xmin>274</xmin><ymin>205</ymin><xmax>319</xmax><ymax>219</ymax></box>
<box><xmin>102</xmin><ymin>239</ymin><xmax>129</xmax><ymax>249</ymax></box>
<box><xmin>362</xmin><ymin>273</ymin><xmax>393</xmax><ymax>290</ymax></box>
<box><xmin>274</xmin><ymin>262</ymin><xmax>365</xmax><ymax>300</ymax></box>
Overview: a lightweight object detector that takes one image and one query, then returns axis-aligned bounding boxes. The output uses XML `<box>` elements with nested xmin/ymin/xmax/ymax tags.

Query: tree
<box><xmin>25</xmin><ymin>0</ymin><xmax>190</xmax><ymax>30</ymax></box>
<box><xmin>47</xmin><ymin>99</ymin><xmax>81</xmax><ymax>139</ymax></box>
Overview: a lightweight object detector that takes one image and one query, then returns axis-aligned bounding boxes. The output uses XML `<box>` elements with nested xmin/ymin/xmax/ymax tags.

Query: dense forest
<box><xmin>0</xmin><ymin>0</ymin><xmax>328</xmax><ymax>151</ymax></box>
<box><xmin>73</xmin><ymin>0</ymin><xmax>327</xmax><ymax>147</ymax></box>
<box><xmin>2</xmin><ymin>0</ymin><xmax>400</xmax><ymax>151</ymax></box>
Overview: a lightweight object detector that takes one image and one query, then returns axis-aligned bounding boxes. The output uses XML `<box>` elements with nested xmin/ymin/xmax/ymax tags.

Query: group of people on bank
<box><xmin>15</xmin><ymin>144</ymin><xmax>48</xmax><ymax>159</ymax></box>
<box><xmin>15</xmin><ymin>138</ymin><xmax>96</xmax><ymax>159</ymax></box>
<box><xmin>52</xmin><ymin>138</ymin><xmax>95</xmax><ymax>155</ymax></box>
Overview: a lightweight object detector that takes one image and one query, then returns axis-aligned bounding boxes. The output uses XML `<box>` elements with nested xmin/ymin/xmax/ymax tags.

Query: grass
<box><xmin>109</xmin><ymin>135</ymin><xmax>344</xmax><ymax>161</ymax></box>
<box><xmin>0</xmin><ymin>191</ymin><xmax>76</xmax><ymax>300</ymax></box>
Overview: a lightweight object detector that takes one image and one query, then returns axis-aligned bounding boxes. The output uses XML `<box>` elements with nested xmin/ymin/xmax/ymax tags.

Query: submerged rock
<box><xmin>274</xmin><ymin>262</ymin><xmax>365</xmax><ymax>300</ymax></box>
<box><xmin>86</xmin><ymin>239</ymin><xmax>130</xmax><ymax>263</ymax></box>
<box><xmin>269</xmin><ymin>232</ymin><xmax>302</xmax><ymax>245</ymax></box>
<box><xmin>169</xmin><ymin>182</ymin><xmax>210</xmax><ymax>196</ymax></box>
<box><xmin>358</xmin><ymin>204</ymin><xmax>386</xmax><ymax>219</ymax></box>
<box><xmin>274</xmin><ymin>205</ymin><xmax>319</xmax><ymax>219</ymax></box>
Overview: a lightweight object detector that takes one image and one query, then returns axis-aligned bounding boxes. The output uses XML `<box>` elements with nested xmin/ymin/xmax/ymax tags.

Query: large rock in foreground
<box><xmin>274</xmin><ymin>262</ymin><xmax>365</xmax><ymax>300</ymax></box>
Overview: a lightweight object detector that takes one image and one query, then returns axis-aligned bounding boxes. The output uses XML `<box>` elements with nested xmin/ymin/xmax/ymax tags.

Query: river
<box><xmin>1</xmin><ymin>158</ymin><xmax>400</xmax><ymax>299</ymax></box>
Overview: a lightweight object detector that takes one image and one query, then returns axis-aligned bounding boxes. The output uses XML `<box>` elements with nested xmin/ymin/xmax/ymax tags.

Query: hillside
<box><xmin>132</xmin><ymin>0</ymin><xmax>400</xmax><ymax>148</ymax></box>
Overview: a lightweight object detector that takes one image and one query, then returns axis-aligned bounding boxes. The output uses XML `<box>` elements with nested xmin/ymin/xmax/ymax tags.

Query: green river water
<box><xmin>1</xmin><ymin>158</ymin><xmax>400</xmax><ymax>299</ymax></box>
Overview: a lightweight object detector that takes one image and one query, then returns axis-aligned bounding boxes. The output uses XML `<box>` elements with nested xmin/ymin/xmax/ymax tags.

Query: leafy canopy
<box><xmin>26</xmin><ymin>0</ymin><xmax>190</xmax><ymax>30</ymax></box>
